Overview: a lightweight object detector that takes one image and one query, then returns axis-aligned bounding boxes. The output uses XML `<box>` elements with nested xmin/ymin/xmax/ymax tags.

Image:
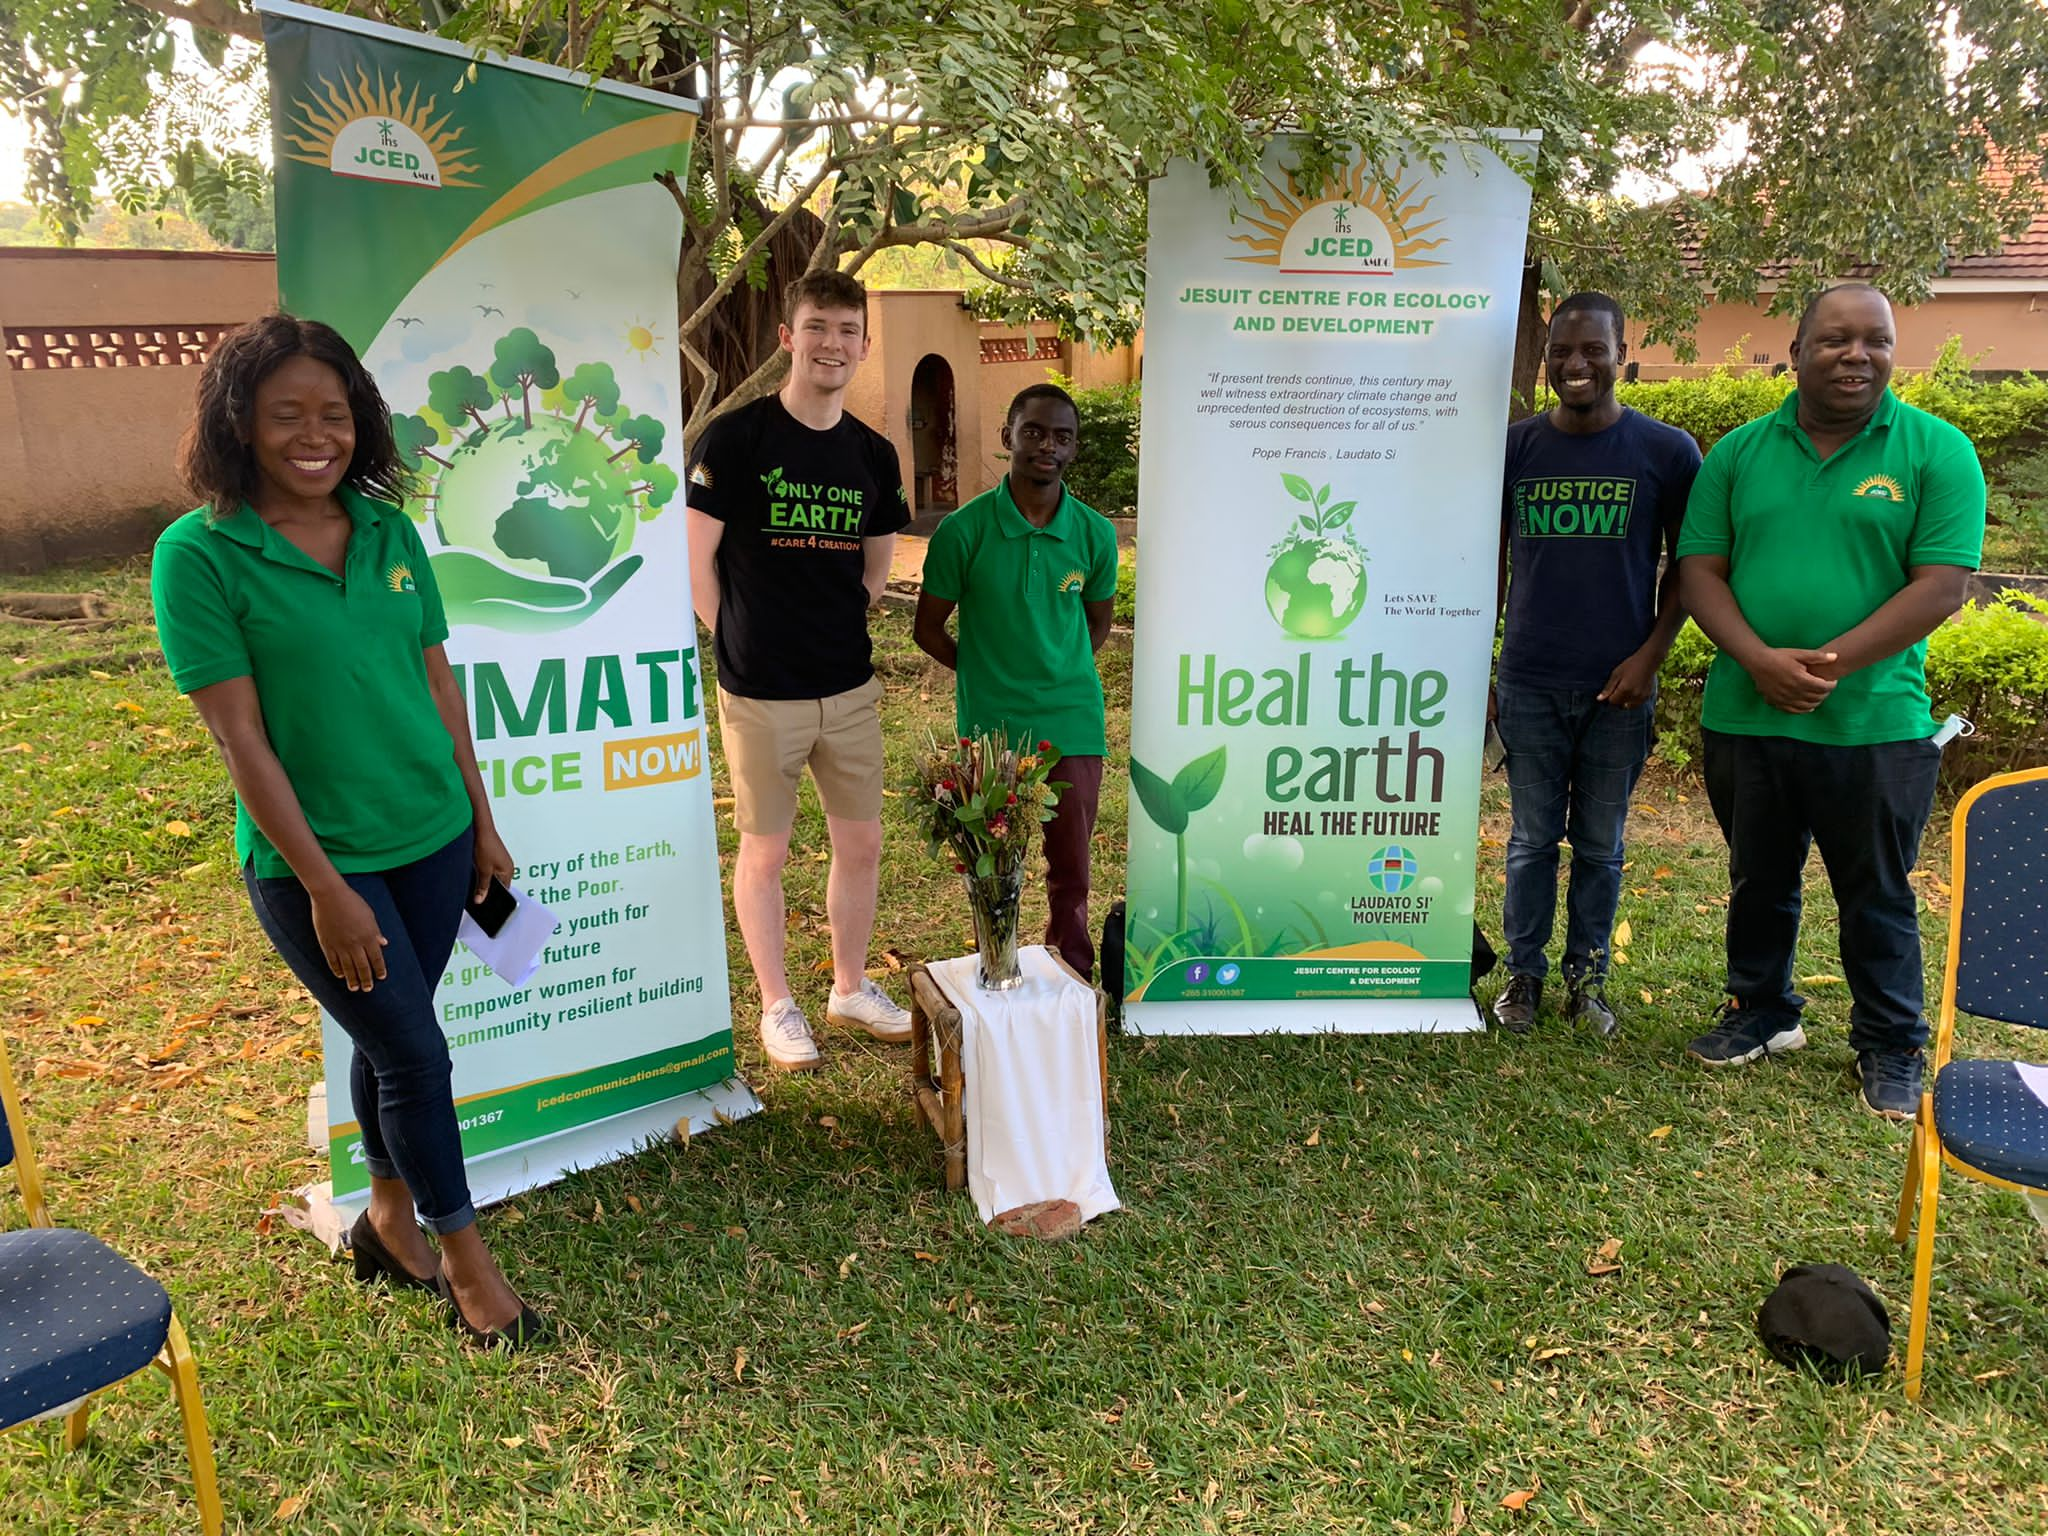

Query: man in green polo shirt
<box><xmin>915</xmin><ymin>383</ymin><xmax>1120</xmax><ymax>978</ymax></box>
<box><xmin>1676</xmin><ymin>283</ymin><xmax>1985</xmax><ymax>1119</ymax></box>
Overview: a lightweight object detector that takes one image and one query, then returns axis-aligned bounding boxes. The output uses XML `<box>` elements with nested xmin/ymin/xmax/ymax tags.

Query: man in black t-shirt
<box><xmin>1490</xmin><ymin>292</ymin><xmax>1702</xmax><ymax>1038</ymax></box>
<box><xmin>686</xmin><ymin>271</ymin><xmax>913</xmax><ymax>1071</ymax></box>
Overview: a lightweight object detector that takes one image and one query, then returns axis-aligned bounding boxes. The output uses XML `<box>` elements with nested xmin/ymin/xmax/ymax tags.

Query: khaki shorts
<box><xmin>716</xmin><ymin>675</ymin><xmax>886</xmax><ymax>836</ymax></box>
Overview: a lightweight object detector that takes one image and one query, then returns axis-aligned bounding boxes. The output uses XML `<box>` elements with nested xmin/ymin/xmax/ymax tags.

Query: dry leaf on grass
<box><xmin>1586</xmin><ymin>1237</ymin><xmax>1623</xmax><ymax>1277</ymax></box>
<box><xmin>1502</xmin><ymin>1478</ymin><xmax>1540</xmax><ymax>1511</ymax></box>
<box><xmin>164</xmin><ymin>820</ymin><xmax>193</xmax><ymax>837</ymax></box>
<box><xmin>733</xmin><ymin>1348</ymin><xmax>749</xmax><ymax>1381</ymax></box>
<box><xmin>275</xmin><ymin>1493</ymin><xmax>308</xmax><ymax>1521</ymax></box>
<box><xmin>1798</xmin><ymin>973</ymin><xmax>1845</xmax><ymax>986</ymax></box>
<box><xmin>912</xmin><ymin>1250</ymin><xmax>941</xmax><ymax>1262</ymax></box>
<box><xmin>838</xmin><ymin>1252</ymin><xmax>858</xmax><ymax>1279</ymax></box>
<box><xmin>626</xmin><ymin>1195</ymin><xmax>643</xmax><ymax>1214</ymax></box>
<box><xmin>1649</xmin><ymin>1124</ymin><xmax>1673</xmax><ymax>1140</ymax></box>
<box><xmin>1614</xmin><ymin>920</ymin><xmax>1633</xmax><ymax>947</ymax></box>
<box><xmin>1304</xmin><ymin>1126</ymin><xmax>1321</xmax><ymax>1147</ymax></box>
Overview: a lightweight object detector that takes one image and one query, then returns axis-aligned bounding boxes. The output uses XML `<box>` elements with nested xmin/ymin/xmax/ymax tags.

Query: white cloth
<box><xmin>928</xmin><ymin>945</ymin><xmax>1121</xmax><ymax>1226</ymax></box>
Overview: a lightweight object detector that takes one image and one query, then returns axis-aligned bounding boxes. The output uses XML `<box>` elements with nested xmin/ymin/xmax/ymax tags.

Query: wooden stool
<box><xmin>907</xmin><ymin>952</ymin><xmax>1110</xmax><ymax>1193</ymax></box>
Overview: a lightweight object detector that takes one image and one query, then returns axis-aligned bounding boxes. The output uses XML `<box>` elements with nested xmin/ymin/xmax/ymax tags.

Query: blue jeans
<box><xmin>244</xmin><ymin>826</ymin><xmax>478</xmax><ymax>1234</ymax></box>
<box><xmin>1702</xmin><ymin>730</ymin><xmax>1940</xmax><ymax>1054</ymax></box>
<box><xmin>1497</xmin><ymin>682</ymin><xmax>1654</xmax><ymax>983</ymax></box>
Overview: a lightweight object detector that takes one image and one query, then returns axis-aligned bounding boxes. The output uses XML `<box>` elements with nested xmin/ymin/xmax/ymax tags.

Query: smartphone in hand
<box><xmin>466</xmin><ymin>876</ymin><xmax>517</xmax><ymax>938</ymax></box>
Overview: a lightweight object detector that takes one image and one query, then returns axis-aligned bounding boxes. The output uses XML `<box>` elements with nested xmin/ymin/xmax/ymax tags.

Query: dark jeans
<box><xmin>1498</xmin><ymin>682</ymin><xmax>1654</xmax><ymax>983</ymax></box>
<box><xmin>1044</xmin><ymin>755</ymin><xmax>1104</xmax><ymax>980</ymax></box>
<box><xmin>1702</xmin><ymin>730</ymin><xmax>1940</xmax><ymax>1054</ymax></box>
<box><xmin>244</xmin><ymin>825</ymin><xmax>478</xmax><ymax>1234</ymax></box>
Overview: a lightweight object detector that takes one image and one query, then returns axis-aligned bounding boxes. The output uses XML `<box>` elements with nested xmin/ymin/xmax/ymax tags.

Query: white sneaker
<box><xmin>759</xmin><ymin>997</ymin><xmax>821</xmax><ymax>1072</ymax></box>
<box><xmin>825</xmin><ymin>977</ymin><xmax>912</xmax><ymax>1042</ymax></box>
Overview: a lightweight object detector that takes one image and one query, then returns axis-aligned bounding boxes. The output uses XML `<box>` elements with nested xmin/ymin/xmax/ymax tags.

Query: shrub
<box><xmin>1656</xmin><ymin>595</ymin><xmax>2048</xmax><ymax>776</ymax></box>
<box><xmin>1050</xmin><ymin>373</ymin><xmax>1140</xmax><ymax>515</ymax></box>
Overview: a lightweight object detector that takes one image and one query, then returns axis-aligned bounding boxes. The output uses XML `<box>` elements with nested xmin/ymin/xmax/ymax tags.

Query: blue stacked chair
<box><xmin>1895</xmin><ymin>765</ymin><xmax>2048</xmax><ymax>1401</ymax></box>
<box><xmin>0</xmin><ymin>1027</ymin><xmax>222</xmax><ymax>1531</ymax></box>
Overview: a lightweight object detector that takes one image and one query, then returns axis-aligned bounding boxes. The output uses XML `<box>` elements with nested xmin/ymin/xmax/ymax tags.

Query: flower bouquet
<box><xmin>913</xmin><ymin>732</ymin><xmax>1064</xmax><ymax>989</ymax></box>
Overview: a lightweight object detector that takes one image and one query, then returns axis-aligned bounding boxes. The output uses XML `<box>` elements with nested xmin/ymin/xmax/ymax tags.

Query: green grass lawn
<box><xmin>2</xmin><ymin>558</ymin><xmax>2045</xmax><ymax>1535</ymax></box>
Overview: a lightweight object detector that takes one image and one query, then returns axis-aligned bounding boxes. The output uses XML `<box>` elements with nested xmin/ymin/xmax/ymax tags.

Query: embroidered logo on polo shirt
<box><xmin>1852</xmin><ymin>474</ymin><xmax>1904</xmax><ymax>501</ymax></box>
<box><xmin>385</xmin><ymin>562</ymin><xmax>417</xmax><ymax>593</ymax></box>
<box><xmin>1058</xmin><ymin>570</ymin><xmax>1086</xmax><ymax>593</ymax></box>
<box><xmin>689</xmin><ymin>461</ymin><xmax>714</xmax><ymax>489</ymax></box>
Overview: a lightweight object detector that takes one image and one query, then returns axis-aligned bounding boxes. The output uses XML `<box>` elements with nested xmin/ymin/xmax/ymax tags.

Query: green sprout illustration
<box><xmin>1129</xmin><ymin>744</ymin><xmax>1226</xmax><ymax>934</ymax></box>
<box><xmin>1265</xmin><ymin>470</ymin><xmax>1368</xmax><ymax>640</ymax></box>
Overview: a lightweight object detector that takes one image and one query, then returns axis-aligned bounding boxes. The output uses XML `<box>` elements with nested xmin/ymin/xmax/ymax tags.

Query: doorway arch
<box><xmin>907</xmin><ymin>353</ymin><xmax>958</xmax><ymax>512</ymax></box>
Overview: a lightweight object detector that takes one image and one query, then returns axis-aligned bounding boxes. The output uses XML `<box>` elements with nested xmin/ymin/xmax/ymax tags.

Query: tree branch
<box><xmin>942</xmin><ymin>239</ymin><xmax>1030</xmax><ymax>290</ymax></box>
<box><xmin>120</xmin><ymin>0</ymin><xmax>260</xmax><ymax>42</ymax></box>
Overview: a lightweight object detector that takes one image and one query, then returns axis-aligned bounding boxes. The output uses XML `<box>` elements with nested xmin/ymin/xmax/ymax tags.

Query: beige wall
<box><xmin>1</xmin><ymin>249</ymin><xmax>278</xmax><ymax>569</ymax></box>
<box><xmin>1628</xmin><ymin>289</ymin><xmax>2048</xmax><ymax>380</ymax></box>
<box><xmin>0</xmin><ymin>256</ymin><xmax>1146</xmax><ymax>571</ymax></box>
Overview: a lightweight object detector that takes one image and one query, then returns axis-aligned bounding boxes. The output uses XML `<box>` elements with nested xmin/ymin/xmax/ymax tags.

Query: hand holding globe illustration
<box><xmin>394</xmin><ymin>329</ymin><xmax>677</xmax><ymax>634</ymax></box>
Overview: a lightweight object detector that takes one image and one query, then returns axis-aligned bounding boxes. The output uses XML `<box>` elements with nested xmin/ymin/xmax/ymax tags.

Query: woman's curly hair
<box><xmin>179</xmin><ymin>312</ymin><xmax>413</xmax><ymax>519</ymax></box>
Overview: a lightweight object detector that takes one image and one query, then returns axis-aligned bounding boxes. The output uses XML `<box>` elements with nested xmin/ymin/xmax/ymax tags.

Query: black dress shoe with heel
<box><xmin>436</xmin><ymin>1270</ymin><xmax>550</xmax><ymax>1352</ymax></box>
<box><xmin>348</xmin><ymin>1211</ymin><xmax>441</xmax><ymax>1294</ymax></box>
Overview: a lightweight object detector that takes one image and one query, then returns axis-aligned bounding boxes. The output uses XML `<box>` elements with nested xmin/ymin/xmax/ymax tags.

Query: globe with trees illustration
<box><xmin>392</xmin><ymin>328</ymin><xmax>678</xmax><ymax>633</ymax></box>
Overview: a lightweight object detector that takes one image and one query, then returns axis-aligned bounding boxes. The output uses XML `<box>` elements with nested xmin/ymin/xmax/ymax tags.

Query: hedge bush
<box><xmin>1537</xmin><ymin>339</ymin><xmax>2048</xmax><ymax>459</ymax></box>
<box><xmin>1654</xmin><ymin>592</ymin><xmax>2048</xmax><ymax>776</ymax></box>
<box><xmin>1051</xmin><ymin>373</ymin><xmax>1140</xmax><ymax>516</ymax></box>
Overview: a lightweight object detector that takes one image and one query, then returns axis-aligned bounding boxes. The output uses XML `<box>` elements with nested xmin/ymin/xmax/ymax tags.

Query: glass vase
<box><xmin>963</xmin><ymin>867</ymin><xmax>1025</xmax><ymax>990</ymax></box>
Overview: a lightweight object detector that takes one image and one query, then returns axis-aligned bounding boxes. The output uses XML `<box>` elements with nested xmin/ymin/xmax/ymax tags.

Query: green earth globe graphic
<box><xmin>1367</xmin><ymin>845</ymin><xmax>1418</xmax><ymax>893</ymax></box>
<box><xmin>1264</xmin><ymin>535</ymin><xmax>1367</xmax><ymax>639</ymax></box>
<box><xmin>433</xmin><ymin>416</ymin><xmax>636</xmax><ymax>584</ymax></box>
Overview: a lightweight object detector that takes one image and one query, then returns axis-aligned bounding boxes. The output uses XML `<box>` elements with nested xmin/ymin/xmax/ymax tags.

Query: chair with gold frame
<box><xmin>0</xmin><ymin>1028</ymin><xmax>223</xmax><ymax>1533</ymax></box>
<box><xmin>1894</xmin><ymin>765</ymin><xmax>2048</xmax><ymax>1402</ymax></box>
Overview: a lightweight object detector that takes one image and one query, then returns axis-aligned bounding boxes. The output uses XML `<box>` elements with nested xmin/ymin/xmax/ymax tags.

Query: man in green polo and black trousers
<box><xmin>1677</xmin><ymin>283</ymin><xmax>1986</xmax><ymax>1119</ymax></box>
<box><xmin>914</xmin><ymin>383</ymin><xmax>1120</xmax><ymax>979</ymax></box>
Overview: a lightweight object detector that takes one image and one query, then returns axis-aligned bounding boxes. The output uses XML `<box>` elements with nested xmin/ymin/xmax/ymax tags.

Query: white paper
<box><xmin>456</xmin><ymin>885</ymin><xmax>560</xmax><ymax>988</ymax></box>
<box><xmin>2016</xmin><ymin>1061</ymin><xmax>2048</xmax><ymax>1111</ymax></box>
<box><xmin>928</xmin><ymin>945</ymin><xmax>1120</xmax><ymax>1226</ymax></box>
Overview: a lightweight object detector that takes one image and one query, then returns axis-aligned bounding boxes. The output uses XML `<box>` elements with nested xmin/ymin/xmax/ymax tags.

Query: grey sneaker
<box><xmin>1686</xmin><ymin>1000</ymin><xmax>1806</xmax><ymax>1066</ymax></box>
<box><xmin>760</xmin><ymin>996</ymin><xmax>821</xmax><ymax>1072</ymax></box>
<box><xmin>825</xmin><ymin>977</ymin><xmax>912</xmax><ymax>1042</ymax></box>
<box><xmin>1567</xmin><ymin>976</ymin><xmax>1618</xmax><ymax>1038</ymax></box>
<box><xmin>1856</xmin><ymin>1049</ymin><xmax>1923</xmax><ymax>1122</ymax></box>
<box><xmin>1492</xmin><ymin>974</ymin><xmax>1542</xmax><ymax>1035</ymax></box>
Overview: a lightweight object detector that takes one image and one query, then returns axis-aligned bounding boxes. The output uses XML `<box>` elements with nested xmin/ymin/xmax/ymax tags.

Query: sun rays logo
<box><xmin>385</xmin><ymin>561</ymin><xmax>416</xmax><ymax>593</ymax></box>
<box><xmin>1058</xmin><ymin>570</ymin><xmax>1086</xmax><ymax>593</ymax></box>
<box><xmin>1230</xmin><ymin>160</ymin><xmax>1447</xmax><ymax>277</ymax></box>
<box><xmin>1852</xmin><ymin>474</ymin><xmax>1905</xmax><ymax>501</ymax></box>
<box><xmin>284</xmin><ymin>70</ymin><xmax>479</xmax><ymax>190</ymax></box>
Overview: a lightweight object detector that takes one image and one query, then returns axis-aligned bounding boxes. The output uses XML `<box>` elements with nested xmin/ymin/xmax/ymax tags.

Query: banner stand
<box><xmin>1123</xmin><ymin>137</ymin><xmax>1535</xmax><ymax>1034</ymax></box>
<box><xmin>286</xmin><ymin>1079</ymin><xmax>763</xmax><ymax>1250</ymax></box>
<box><xmin>259</xmin><ymin>0</ymin><xmax>751</xmax><ymax>1215</ymax></box>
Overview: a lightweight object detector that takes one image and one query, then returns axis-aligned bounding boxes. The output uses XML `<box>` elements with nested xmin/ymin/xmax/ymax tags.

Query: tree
<box><xmin>7</xmin><ymin>1</ymin><xmax>2045</xmax><ymax>436</ymax></box>
<box><xmin>561</xmin><ymin>362</ymin><xmax>623</xmax><ymax>435</ymax></box>
<box><xmin>605</xmin><ymin>413</ymin><xmax>665</xmax><ymax>467</ymax></box>
<box><xmin>392</xmin><ymin>412</ymin><xmax>451</xmax><ymax>473</ymax></box>
<box><xmin>488</xmin><ymin>327</ymin><xmax>561</xmax><ymax>429</ymax></box>
<box><xmin>631</xmin><ymin>463</ymin><xmax>680</xmax><ymax>514</ymax></box>
<box><xmin>426</xmin><ymin>365</ymin><xmax>495</xmax><ymax>438</ymax></box>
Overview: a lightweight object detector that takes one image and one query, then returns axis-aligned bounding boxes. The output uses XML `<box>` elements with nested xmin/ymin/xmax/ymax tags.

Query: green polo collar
<box><xmin>208</xmin><ymin>485</ymin><xmax>397</xmax><ymax>547</ymax></box>
<box><xmin>993</xmin><ymin>476</ymin><xmax>1082</xmax><ymax>541</ymax></box>
<box><xmin>1773</xmin><ymin>386</ymin><xmax>1898</xmax><ymax>442</ymax></box>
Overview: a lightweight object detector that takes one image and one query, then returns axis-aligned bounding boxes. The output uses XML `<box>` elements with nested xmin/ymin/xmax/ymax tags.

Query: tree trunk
<box><xmin>1507</xmin><ymin>253</ymin><xmax>1547</xmax><ymax>422</ymax></box>
<box><xmin>676</xmin><ymin>194</ymin><xmax>826</xmax><ymax>427</ymax></box>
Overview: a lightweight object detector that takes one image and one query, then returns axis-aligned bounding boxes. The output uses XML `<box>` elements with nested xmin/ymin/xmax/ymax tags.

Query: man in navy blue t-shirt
<box><xmin>1490</xmin><ymin>292</ymin><xmax>1702</xmax><ymax>1036</ymax></box>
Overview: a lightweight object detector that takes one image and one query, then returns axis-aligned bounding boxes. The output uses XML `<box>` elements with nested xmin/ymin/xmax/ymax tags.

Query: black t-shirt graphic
<box><xmin>687</xmin><ymin>395</ymin><xmax>910</xmax><ymax>699</ymax></box>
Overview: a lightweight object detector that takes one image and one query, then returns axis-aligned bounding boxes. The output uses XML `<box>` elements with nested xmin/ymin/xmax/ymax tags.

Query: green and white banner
<box><xmin>1125</xmin><ymin>140</ymin><xmax>1533</xmax><ymax>1034</ymax></box>
<box><xmin>259</xmin><ymin>1</ymin><xmax>753</xmax><ymax>1214</ymax></box>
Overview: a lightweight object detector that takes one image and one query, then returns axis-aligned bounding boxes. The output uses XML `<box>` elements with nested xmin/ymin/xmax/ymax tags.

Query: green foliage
<box><xmin>1531</xmin><ymin>354</ymin><xmax>2048</xmax><ymax>459</ymax></box>
<box><xmin>1114</xmin><ymin>547</ymin><xmax>1136</xmax><ymax>628</ymax></box>
<box><xmin>1051</xmin><ymin>375</ymin><xmax>1140</xmax><ymax>517</ymax></box>
<box><xmin>1656</xmin><ymin>597</ymin><xmax>2048</xmax><ymax>774</ymax></box>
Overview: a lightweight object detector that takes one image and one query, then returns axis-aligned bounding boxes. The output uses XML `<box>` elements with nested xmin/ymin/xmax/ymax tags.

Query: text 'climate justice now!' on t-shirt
<box><xmin>686</xmin><ymin>394</ymin><xmax>910</xmax><ymax>699</ymax></box>
<box><xmin>1498</xmin><ymin>407</ymin><xmax>1703</xmax><ymax>693</ymax></box>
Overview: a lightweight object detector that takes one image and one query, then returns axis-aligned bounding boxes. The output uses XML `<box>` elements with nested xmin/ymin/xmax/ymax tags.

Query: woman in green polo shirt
<box><xmin>153</xmin><ymin>313</ymin><xmax>544</xmax><ymax>1350</ymax></box>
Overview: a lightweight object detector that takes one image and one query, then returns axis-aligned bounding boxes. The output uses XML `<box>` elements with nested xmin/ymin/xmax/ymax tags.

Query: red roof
<box><xmin>1949</xmin><ymin>160</ymin><xmax>2048</xmax><ymax>279</ymax></box>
